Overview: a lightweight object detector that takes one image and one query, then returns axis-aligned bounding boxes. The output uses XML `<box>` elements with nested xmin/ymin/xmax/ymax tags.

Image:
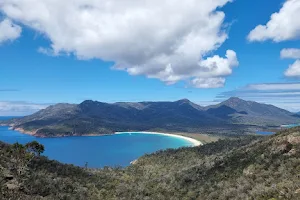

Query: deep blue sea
<box><xmin>0</xmin><ymin>116</ymin><xmax>193</xmax><ymax>168</ymax></box>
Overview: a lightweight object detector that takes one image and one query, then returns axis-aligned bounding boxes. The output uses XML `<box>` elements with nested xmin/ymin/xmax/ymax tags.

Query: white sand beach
<box><xmin>115</xmin><ymin>131</ymin><xmax>202</xmax><ymax>147</ymax></box>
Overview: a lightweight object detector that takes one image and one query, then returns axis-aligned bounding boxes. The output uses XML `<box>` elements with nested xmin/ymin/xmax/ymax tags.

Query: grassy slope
<box><xmin>1</xmin><ymin>128</ymin><xmax>300</xmax><ymax>199</ymax></box>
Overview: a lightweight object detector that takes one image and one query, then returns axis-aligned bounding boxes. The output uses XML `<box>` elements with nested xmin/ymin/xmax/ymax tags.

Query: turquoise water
<box><xmin>256</xmin><ymin>123</ymin><xmax>300</xmax><ymax>135</ymax></box>
<box><xmin>256</xmin><ymin>131</ymin><xmax>275</xmax><ymax>135</ymax></box>
<box><xmin>0</xmin><ymin>117</ymin><xmax>193</xmax><ymax>168</ymax></box>
<box><xmin>281</xmin><ymin>124</ymin><xmax>300</xmax><ymax>128</ymax></box>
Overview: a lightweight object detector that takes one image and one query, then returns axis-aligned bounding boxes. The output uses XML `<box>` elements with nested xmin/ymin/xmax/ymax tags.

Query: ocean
<box><xmin>0</xmin><ymin>116</ymin><xmax>193</xmax><ymax>168</ymax></box>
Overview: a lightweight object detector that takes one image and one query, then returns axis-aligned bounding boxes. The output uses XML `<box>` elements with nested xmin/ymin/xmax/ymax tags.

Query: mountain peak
<box><xmin>176</xmin><ymin>98</ymin><xmax>192</xmax><ymax>104</ymax></box>
<box><xmin>80</xmin><ymin>100</ymin><xmax>96</xmax><ymax>105</ymax></box>
<box><xmin>226</xmin><ymin>97</ymin><xmax>244</xmax><ymax>102</ymax></box>
<box><xmin>175</xmin><ymin>99</ymin><xmax>204</xmax><ymax>110</ymax></box>
<box><xmin>221</xmin><ymin>97</ymin><xmax>251</xmax><ymax>108</ymax></box>
<box><xmin>79</xmin><ymin>100</ymin><xmax>107</xmax><ymax>106</ymax></box>
<box><xmin>6</xmin><ymin>98</ymin><xmax>299</xmax><ymax>138</ymax></box>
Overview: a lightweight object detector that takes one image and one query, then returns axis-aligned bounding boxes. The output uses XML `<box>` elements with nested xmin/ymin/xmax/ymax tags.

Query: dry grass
<box><xmin>170</xmin><ymin>132</ymin><xmax>221</xmax><ymax>144</ymax></box>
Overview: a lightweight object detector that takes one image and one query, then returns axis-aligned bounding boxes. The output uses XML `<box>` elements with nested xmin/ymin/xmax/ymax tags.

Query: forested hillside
<box><xmin>1</xmin><ymin>127</ymin><xmax>300</xmax><ymax>199</ymax></box>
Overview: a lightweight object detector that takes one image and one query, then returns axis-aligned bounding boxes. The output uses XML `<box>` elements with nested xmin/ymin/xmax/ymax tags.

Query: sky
<box><xmin>1</xmin><ymin>0</ymin><xmax>300</xmax><ymax>115</ymax></box>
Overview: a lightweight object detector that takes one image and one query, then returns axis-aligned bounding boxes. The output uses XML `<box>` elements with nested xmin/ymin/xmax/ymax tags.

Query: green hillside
<box><xmin>1</xmin><ymin>127</ymin><xmax>300</xmax><ymax>199</ymax></box>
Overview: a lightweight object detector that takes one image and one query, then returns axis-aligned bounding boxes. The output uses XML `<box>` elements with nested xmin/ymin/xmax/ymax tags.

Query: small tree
<box><xmin>11</xmin><ymin>142</ymin><xmax>29</xmax><ymax>175</ymax></box>
<box><xmin>12</xmin><ymin>142</ymin><xmax>26</xmax><ymax>154</ymax></box>
<box><xmin>12</xmin><ymin>142</ymin><xmax>26</xmax><ymax>161</ymax></box>
<box><xmin>10</xmin><ymin>141</ymin><xmax>45</xmax><ymax>175</ymax></box>
<box><xmin>25</xmin><ymin>141</ymin><xmax>45</xmax><ymax>156</ymax></box>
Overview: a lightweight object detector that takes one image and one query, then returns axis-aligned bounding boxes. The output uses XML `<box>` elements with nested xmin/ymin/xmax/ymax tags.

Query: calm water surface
<box><xmin>281</xmin><ymin>124</ymin><xmax>300</xmax><ymax>128</ymax></box>
<box><xmin>0</xmin><ymin>117</ymin><xmax>193</xmax><ymax>168</ymax></box>
<box><xmin>256</xmin><ymin>131</ymin><xmax>275</xmax><ymax>135</ymax></box>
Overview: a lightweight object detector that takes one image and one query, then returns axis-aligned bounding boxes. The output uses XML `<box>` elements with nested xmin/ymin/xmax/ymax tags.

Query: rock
<box><xmin>288</xmin><ymin>135</ymin><xmax>300</xmax><ymax>145</ymax></box>
<box><xmin>4</xmin><ymin>174</ymin><xmax>14</xmax><ymax>181</ymax></box>
<box><xmin>6</xmin><ymin>183</ymin><xmax>19</xmax><ymax>190</ymax></box>
<box><xmin>295</xmin><ymin>188</ymin><xmax>300</xmax><ymax>194</ymax></box>
<box><xmin>130</xmin><ymin>159</ymin><xmax>138</xmax><ymax>165</ymax></box>
<box><xmin>243</xmin><ymin>165</ymin><xmax>255</xmax><ymax>176</ymax></box>
<box><xmin>286</xmin><ymin>148</ymin><xmax>297</xmax><ymax>156</ymax></box>
<box><xmin>272</xmin><ymin>141</ymin><xmax>293</xmax><ymax>154</ymax></box>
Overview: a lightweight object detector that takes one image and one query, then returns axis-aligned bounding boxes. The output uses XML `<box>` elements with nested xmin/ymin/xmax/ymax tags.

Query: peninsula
<box><xmin>1</xmin><ymin>97</ymin><xmax>299</xmax><ymax>138</ymax></box>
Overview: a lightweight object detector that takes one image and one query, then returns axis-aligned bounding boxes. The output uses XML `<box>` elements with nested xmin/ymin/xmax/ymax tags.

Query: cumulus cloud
<box><xmin>0</xmin><ymin>0</ymin><xmax>237</xmax><ymax>88</ymax></box>
<box><xmin>0</xmin><ymin>101</ymin><xmax>49</xmax><ymax>116</ymax></box>
<box><xmin>191</xmin><ymin>77</ymin><xmax>226</xmax><ymax>89</ymax></box>
<box><xmin>281</xmin><ymin>48</ymin><xmax>300</xmax><ymax>59</ymax></box>
<box><xmin>285</xmin><ymin>60</ymin><xmax>300</xmax><ymax>77</ymax></box>
<box><xmin>0</xmin><ymin>18</ymin><xmax>21</xmax><ymax>44</ymax></box>
<box><xmin>280</xmin><ymin>48</ymin><xmax>300</xmax><ymax>78</ymax></box>
<box><xmin>248</xmin><ymin>0</ymin><xmax>300</xmax><ymax>42</ymax></box>
<box><xmin>189</xmin><ymin>50</ymin><xmax>238</xmax><ymax>88</ymax></box>
<box><xmin>248</xmin><ymin>0</ymin><xmax>300</xmax><ymax>78</ymax></box>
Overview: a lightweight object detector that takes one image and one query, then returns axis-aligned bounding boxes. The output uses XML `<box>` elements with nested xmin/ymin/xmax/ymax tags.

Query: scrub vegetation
<box><xmin>1</xmin><ymin>127</ymin><xmax>300</xmax><ymax>199</ymax></box>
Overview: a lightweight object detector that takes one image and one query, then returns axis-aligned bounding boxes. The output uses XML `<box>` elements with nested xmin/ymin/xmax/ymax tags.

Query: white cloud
<box><xmin>246</xmin><ymin>83</ymin><xmax>300</xmax><ymax>91</ymax></box>
<box><xmin>197</xmin><ymin>50</ymin><xmax>239</xmax><ymax>78</ymax></box>
<box><xmin>281</xmin><ymin>48</ymin><xmax>300</xmax><ymax>59</ymax></box>
<box><xmin>0</xmin><ymin>18</ymin><xmax>21</xmax><ymax>44</ymax></box>
<box><xmin>37</xmin><ymin>47</ymin><xmax>57</xmax><ymax>56</ymax></box>
<box><xmin>0</xmin><ymin>0</ymin><xmax>237</xmax><ymax>88</ymax></box>
<box><xmin>285</xmin><ymin>60</ymin><xmax>300</xmax><ymax>77</ymax></box>
<box><xmin>190</xmin><ymin>50</ymin><xmax>238</xmax><ymax>88</ymax></box>
<box><xmin>191</xmin><ymin>77</ymin><xmax>226</xmax><ymax>89</ymax></box>
<box><xmin>0</xmin><ymin>101</ymin><xmax>49</xmax><ymax>116</ymax></box>
<box><xmin>248</xmin><ymin>0</ymin><xmax>300</xmax><ymax>42</ymax></box>
<box><xmin>280</xmin><ymin>48</ymin><xmax>300</xmax><ymax>78</ymax></box>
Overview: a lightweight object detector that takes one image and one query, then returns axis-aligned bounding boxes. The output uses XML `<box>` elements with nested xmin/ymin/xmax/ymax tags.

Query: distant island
<box><xmin>1</xmin><ymin>97</ymin><xmax>299</xmax><ymax>138</ymax></box>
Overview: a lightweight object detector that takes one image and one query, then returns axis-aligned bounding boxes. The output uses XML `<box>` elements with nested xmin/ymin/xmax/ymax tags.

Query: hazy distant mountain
<box><xmin>1</xmin><ymin>97</ymin><xmax>299</xmax><ymax>137</ymax></box>
<box><xmin>206</xmin><ymin>97</ymin><xmax>299</xmax><ymax>126</ymax></box>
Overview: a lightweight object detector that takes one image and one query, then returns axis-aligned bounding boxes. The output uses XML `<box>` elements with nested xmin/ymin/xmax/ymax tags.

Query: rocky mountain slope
<box><xmin>206</xmin><ymin>97</ymin><xmax>299</xmax><ymax>126</ymax></box>
<box><xmin>1</xmin><ymin>97</ymin><xmax>299</xmax><ymax>137</ymax></box>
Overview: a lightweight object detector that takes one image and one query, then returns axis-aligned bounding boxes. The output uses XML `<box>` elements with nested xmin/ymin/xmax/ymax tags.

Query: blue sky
<box><xmin>1</xmin><ymin>0</ymin><xmax>300</xmax><ymax>115</ymax></box>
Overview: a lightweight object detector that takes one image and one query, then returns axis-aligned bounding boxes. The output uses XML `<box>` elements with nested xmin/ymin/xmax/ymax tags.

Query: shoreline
<box><xmin>2</xmin><ymin>125</ymin><xmax>115</xmax><ymax>138</ymax></box>
<box><xmin>115</xmin><ymin>131</ymin><xmax>202</xmax><ymax>147</ymax></box>
<box><xmin>13</xmin><ymin>127</ymin><xmax>37</xmax><ymax>136</ymax></box>
<box><xmin>2</xmin><ymin>126</ymin><xmax>202</xmax><ymax>146</ymax></box>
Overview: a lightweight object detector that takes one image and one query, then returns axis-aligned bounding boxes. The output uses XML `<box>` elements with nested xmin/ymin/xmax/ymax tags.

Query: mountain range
<box><xmin>1</xmin><ymin>97</ymin><xmax>299</xmax><ymax>137</ymax></box>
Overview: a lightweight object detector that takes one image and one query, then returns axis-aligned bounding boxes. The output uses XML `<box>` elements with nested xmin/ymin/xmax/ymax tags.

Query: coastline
<box><xmin>2</xmin><ymin>126</ymin><xmax>203</xmax><ymax>146</ymax></box>
<box><xmin>1</xmin><ymin>125</ymin><xmax>114</xmax><ymax>138</ymax></box>
<box><xmin>13</xmin><ymin>127</ymin><xmax>37</xmax><ymax>136</ymax></box>
<box><xmin>115</xmin><ymin>131</ymin><xmax>203</xmax><ymax>147</ymax></box>
<box><xmin>2</xmin><ymin>126</ymin><xmax>203</xmax><ymax>166</ymax></box>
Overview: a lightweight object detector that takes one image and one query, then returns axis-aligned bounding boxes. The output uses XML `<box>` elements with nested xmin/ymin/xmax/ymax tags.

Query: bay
<box><xmin>0</xmin><ymin>116</ymin><xmax>193</xmax><ymax>168</ymax></box>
